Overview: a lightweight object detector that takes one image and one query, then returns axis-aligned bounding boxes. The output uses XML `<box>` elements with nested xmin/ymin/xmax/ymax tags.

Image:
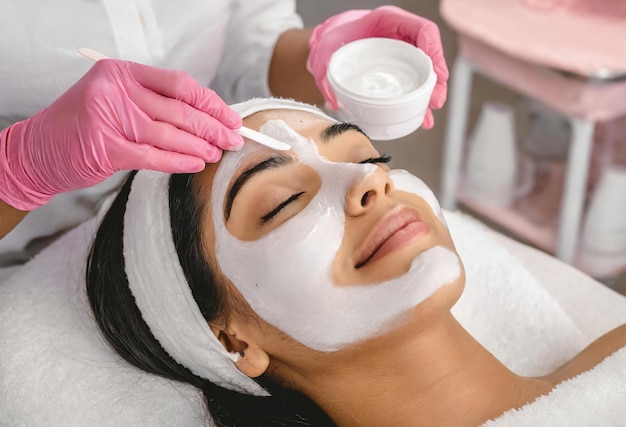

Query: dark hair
<box><xmin>86</xmin><ymin>171</ymin><xmax>334</xmax><ymax>426</ymax></box>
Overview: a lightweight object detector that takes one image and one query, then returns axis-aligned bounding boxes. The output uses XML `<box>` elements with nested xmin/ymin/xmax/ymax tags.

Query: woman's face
<box><xmin>196</xmin><ymin>109</ymin><xmax>463</xmax><ymax>353</ymax></box>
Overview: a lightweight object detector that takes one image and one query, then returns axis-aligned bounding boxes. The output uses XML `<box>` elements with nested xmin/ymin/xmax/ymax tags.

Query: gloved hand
<box><xmin>0</xmin><ymin>59</ymin><xmax>243</xmax><ymax>211</ymax></box>
<box><xmin>307</xmin><ymin>6</ymin><xmax>449</xmax><ymax>130</ymax></box>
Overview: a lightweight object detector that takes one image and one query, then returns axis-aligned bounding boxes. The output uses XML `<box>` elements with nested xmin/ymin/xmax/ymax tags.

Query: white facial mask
<box><xmin>212</xmin><ymin>120</ymin><xmax>460</xmax><ymax>352</ymax></box>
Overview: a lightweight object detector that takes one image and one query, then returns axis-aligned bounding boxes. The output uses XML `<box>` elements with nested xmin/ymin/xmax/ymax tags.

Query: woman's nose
<box><xmin>345</xmin><ymin>167</ymin><xmax>393</xmax><ymax>216</ymax></box>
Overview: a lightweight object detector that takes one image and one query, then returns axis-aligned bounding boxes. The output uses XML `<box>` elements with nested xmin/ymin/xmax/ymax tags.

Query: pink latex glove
<box><xmin>0</xmin><ymin>59</ymin><xmax>244</xmax><ymax>211</ymax></box>
<box><xmin>307</xmin><ymin>6</ymin><xmax>449</xmax><ymax>130</ymax></box>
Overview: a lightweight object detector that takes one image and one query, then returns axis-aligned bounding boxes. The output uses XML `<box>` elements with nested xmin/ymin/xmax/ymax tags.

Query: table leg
<box><xmin>556</xmin><ymin>118</ymin><xmax>595</xmax><ymax>262</ymax></box>
<box><xmin>440</xmin><ymin>56</ymin><xmax>474</xmax><ymax>210</ymax></box>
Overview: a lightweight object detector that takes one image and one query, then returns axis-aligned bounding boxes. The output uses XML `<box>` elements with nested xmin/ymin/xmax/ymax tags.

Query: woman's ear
<box><xmin>234</xmin><ymin>343</ymin><xmax>270</xmax><ymax>378</ymax></box>
<box><xmin>210</xmin><ymin>324</ymin><xmax>270</xmax><ymax>378</ymax></box>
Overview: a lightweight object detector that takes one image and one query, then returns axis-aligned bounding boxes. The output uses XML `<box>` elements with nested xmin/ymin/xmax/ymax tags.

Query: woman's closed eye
<box><xmin>261</xmin><ymin>191</ymin><xmax>305</xmax><ymax>224</ymax></box>
<box><xmin>259</xmin><ymin>156</ymin><xmax>390</xmax><ymax>224</ymax></box>
<box><xmin>359</xmin><ymin>155</ymin><xmax>391</xmax><ymax>165</ymax></box>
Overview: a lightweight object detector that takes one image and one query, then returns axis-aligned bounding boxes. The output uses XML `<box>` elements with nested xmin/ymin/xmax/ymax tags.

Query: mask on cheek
<box><xmin>389</xmin><ymin>169</ymin><xmax>448</xmax><ymax>227</ymax></box>
<box><xmin>212</xmin><ymin>120</ymin><xmax>460</xmax><ymax>352</ymax></box>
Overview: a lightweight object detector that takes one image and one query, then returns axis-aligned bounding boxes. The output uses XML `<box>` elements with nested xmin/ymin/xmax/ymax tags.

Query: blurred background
<box><xmin>297</xmin><ymin>0</ymin><xmax>626</xmax><ymax>293</ymax></box>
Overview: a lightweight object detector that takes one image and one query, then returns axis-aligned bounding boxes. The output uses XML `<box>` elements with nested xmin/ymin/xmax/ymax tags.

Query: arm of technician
<box><xmin>268</xmin><ymin>27</ymin><xmax>321</xmax><ymax>105</ymax></box>
<box><xmin>0</xmin><ymin>200</ymin><xmax>26</xmax><ymax>240</ymax></box>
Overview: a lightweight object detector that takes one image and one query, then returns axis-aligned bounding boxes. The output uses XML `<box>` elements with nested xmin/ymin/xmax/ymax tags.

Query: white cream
<box><xmin>337</xmin><ymin>59</ymin><xmax>421</xmax><ymax>99</ymax></box>
<box><xmin>388</xmin><ymin>169</ymin><xmax>448</xmax><ymax>226</ymax></box>
<box><xmin>212</xmin><ymin>120</ymin><xmax>460</xmax><ymax>352</ymax></box>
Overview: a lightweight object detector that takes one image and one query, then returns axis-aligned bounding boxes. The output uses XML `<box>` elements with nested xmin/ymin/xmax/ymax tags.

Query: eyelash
<box><xmin>261</xmin><ymin>191</ymin><xmax>305</xmax><ymax>224</ymax></box>
<box><xmin>359</xmin><ymin>154</ymin><xmax>392</xmax><ymax>165</ymax></box>
<box><xmin>260</xmin><ymin>155</ymin><xmax>391</xmax><ymax>224</ymax></box>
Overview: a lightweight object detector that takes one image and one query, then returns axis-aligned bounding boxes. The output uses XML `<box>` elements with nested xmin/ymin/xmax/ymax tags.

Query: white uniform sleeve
<box><xmin>212</xmin><ymin>0</ymin><xmax>303</xmax><ymax>103</ymax></box>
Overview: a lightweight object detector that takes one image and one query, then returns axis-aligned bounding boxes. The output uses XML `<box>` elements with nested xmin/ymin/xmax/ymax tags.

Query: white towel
<box><xmin>0</xmin><ymin>214</ymin><xmax>207</xmax><ymax>426</ymax></box>
<box><xmin>447</xmin><ymin>212</ymin><xmax>589</xmax><ymax>376</ymax></box>
<box><xmin>483</xmin><ymin>346</ymin><xmax>626</xmax><ymax>426</ymax></box>
<box><xmin>1</xmin><ymin>209</ymin><xmax>625</xmax><ymax>425</ymax></box>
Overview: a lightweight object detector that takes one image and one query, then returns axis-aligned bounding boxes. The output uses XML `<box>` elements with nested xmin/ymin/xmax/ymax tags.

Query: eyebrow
<box><xmin>320</xmin><ymin>122</ymin><xmax>368</xmax><ymax>142</ymax></box>
<box><xmin>224</xmin><ymin>155</ymin><xmax>293</xmax><ymax>221</ymax></box>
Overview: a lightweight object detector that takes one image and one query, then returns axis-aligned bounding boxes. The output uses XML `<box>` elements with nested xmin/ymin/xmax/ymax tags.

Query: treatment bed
<box><xmin>1</xmin><ymin>209</ymin><xmax>625</xmax><ymax>426</ymax></box>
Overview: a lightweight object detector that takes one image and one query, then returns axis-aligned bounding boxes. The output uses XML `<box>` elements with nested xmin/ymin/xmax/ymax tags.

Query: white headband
<box><xmin>124</xmin><ymin>170</ymin><xmax>267</xmax><ymax>395</ymax></box>
<box><xmin>123</xmin><ymin>98</ymin><xmax>333</xmax><ymax>396</ymax></box>
<box><xmin>230</xmin><ymin>97</ymin><xmax>337</xmax><ymax>122</ymax></box>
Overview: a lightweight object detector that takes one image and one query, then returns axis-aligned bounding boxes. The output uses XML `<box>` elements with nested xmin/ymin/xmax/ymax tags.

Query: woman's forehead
<box><xmin>196</xmin><ymin>110</ymin><xmax>329</xmax><ymax>200</ymax></box>
<box><xmin>196</xmin><ymin>109</ymin><xmax>371</xmax><ymax>201</ymax></box>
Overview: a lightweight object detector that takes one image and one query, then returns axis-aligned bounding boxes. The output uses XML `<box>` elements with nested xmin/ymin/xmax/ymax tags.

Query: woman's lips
<box><xmin>355</xmin><ymin>208</ymin><xmax>430</xmax><ymax>269</ymax></box>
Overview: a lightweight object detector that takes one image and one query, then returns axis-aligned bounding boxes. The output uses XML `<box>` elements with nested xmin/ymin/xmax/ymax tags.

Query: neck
<box><xmin>297</xmin><ymin>312</ymin><xmax>552</xmax><ymax>427</ymax></box>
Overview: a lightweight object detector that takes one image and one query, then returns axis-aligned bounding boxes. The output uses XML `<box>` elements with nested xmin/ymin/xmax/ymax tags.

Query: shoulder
<box><xmin>547</xmin><ymin>324</ymin><xmax>626</xmax><ymax>384</ymax></box>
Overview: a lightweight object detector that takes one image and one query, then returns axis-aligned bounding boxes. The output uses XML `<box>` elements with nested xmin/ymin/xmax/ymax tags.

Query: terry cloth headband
<box><xmin>123</xmin><ymin>98</ymin><xmax>336</xmax><ymax>396</ymax></box>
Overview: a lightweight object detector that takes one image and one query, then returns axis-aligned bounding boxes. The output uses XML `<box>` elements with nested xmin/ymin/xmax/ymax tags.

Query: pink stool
<box><xmin>440</xmin><ymin>0</ymin><xmax>626</xmax><ymax>269</ymax></box>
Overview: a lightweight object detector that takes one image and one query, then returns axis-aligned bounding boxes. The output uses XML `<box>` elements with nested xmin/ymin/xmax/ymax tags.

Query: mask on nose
<box><xmin>212</xmin><ymin>120</ymin><xmax>460</xmax><ymax>351</ymax></box>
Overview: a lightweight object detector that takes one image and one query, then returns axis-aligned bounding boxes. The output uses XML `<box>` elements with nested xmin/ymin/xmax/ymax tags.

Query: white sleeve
<box><xmin>212</xmin><ymin>0</ymin><xmax>303</xmax><ymax>103</ymax></box>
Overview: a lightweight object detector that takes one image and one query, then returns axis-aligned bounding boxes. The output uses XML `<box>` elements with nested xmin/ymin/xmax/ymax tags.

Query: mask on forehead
<box><xmin>212</xmin><ymin>120</ymin><xmax>460</xmax><ymax>352</ymax></box>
